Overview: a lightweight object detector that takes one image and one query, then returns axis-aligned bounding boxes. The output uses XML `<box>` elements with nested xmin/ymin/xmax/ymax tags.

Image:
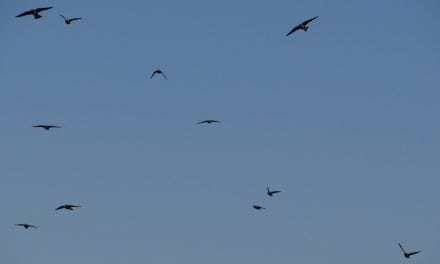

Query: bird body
<box><xmin>16</xmin><ymin>7</ymin><xmax>53</xmax><ymax>19</ymax></box>
<box><xmin>33</xmin><ymin>125</ymin><xmax>61</xmax><ymax>131</ymax></box>
<box><xmin>197</xmin><ymin>120</ymin><xmax>221</xmax><ymax>124</ymax></box>
<box><xmin>16</xmin><ymin>224</ymin><xmax>38</xmax><ymax>229</ymax></box>
<box><xmin>399</xmin><ymin>243</ymin><xmax>422</xmax><ymax>258</ymax></box>
<box><xmin>253</xmin><ymin>205</ymin><xmax>265</xmax><ymax>210</ymax></box>
<box><xmin>151</xmin><ymin>69</ymin><xmax>167</xmax><ymax>80</ymax></box>
<box><xmin>60</xmin><ymin>14</ymin><xmax>82</xmax><ymax>24</ymax></box>
<box><xmin>286</xmin><ymin>16</ymin><xmax>319</xmax><ymax>36</ymax></box>
<box><xmin>266</xmin><ymin>186</ymin><xmax>281</xmax><ymax>196</ymax></box>
<box><xmin>56</xmin><ymin>204</ymin><xmax>81</xmax><ymax>210</ymax></box>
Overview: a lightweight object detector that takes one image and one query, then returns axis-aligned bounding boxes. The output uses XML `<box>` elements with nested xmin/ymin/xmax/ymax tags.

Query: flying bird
<box><xmin>399</xmin><ymin>243</ymin><xmax>422</xmax><ymax>259</ymax></box>
<box><xmin>59</xmin><ymin>14</ymin><xmax>82</xmax><ymax>24</ymax></box>
<box><xmin>253</xmin><ymin>205</ymin><xmax>265</xmax><ymax>210</ymax></box>
<box><xmin>266</xmin><ymin>186</ymin><xmax>281</xmax><ymax>197</ymax></box>
<box><xmin>33</xmin><ymin>125</ymin><xmax>61</xmax><ymax>131</ymax></box>
<box><xmin>56</xmin><ymin>204</ymin><xmax>81</xmax><ymax>211</ymax></box>
<box><xmin>286</xmin><ymin>16</ymin><xmax>319</xmax><ymax>36</ymax></box>
<box><xmin>150</xmin><ymin>69</ymin><xmax>167</xmax><ymax>80</ymax></box>
<box><xmin>16</xmin><ymin>7</ymin><xmax>53</xmax><ymax>19</ymax></box>
<box><xmin>16</xmin><ymin>224</ymin><xmax>38</xmax><ymax>229</ymax></box>
<box><xmin>196</xmin><ymin>120</ymin><xmax>221</xmax><ymax>124</ymax></box>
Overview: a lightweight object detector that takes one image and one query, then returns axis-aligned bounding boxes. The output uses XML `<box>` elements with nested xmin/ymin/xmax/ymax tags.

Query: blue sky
<box><xmin>0</xmin><ymin>0</ymin><xmax>439</xmax><ymax>264</ymax></box>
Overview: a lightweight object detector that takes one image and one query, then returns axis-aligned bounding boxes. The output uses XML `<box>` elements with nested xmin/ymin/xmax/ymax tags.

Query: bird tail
<box><xmin>34</xmin><ymin>14</ymin><xmax>42</xmax><ymax>19</ymax></box>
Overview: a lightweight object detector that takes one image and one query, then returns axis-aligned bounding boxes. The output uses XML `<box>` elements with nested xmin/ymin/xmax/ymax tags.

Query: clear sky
<box><xmin>0</xmin><ymin>0</ymin><xmax>439</xmax><ymax>264</ymax></box>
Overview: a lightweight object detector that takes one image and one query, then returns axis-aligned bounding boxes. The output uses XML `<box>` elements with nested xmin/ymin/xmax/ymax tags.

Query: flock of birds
<box><xmin>13</xmin><ymin>5</ymin><xmax>424</xmax><ymax>262</ymax></box>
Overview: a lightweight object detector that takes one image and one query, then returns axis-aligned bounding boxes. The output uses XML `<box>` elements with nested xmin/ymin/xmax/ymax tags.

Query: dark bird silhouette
<box><xmin>253</xmin><ymin>205</ymin><xmax>265</xmax><ymax>210</ymax></box>
<box><xmin>286</xmin><ymin>16</ymin><xmax>319</xmax><ymax>36</ymax></box>
<box><xmin>56</xmin><ymin>204</ymin><xmax>81</xmax><ymax>211</ymax></box>
<box><xmin>399</xmin><ymin>243</ymin><xmax>422</xmax><ymax>259</ymax></box>
<box><xmin>59</xmin><ymin>14</ymin><xmax>82</xmax><ymax>24</ymax></box>
<box><xmin>266</xmin><ymin>186</ymin><xmax>281</xmax><ymax>196</ymax></box>
<box><xmin>16</xmin><ymin>7</ymin><xmax>53</xmax><ymax>19</ymax></box>
<box><xmin>197</xmin><ymin>120</ymin><xmax>221</xmax><ymax>124</ymax></box>
<box><xmin>33</xmin><ymin>125</ymin><xmax>61</xmax><ymax>131</ymax></box>
<box><xmin>150</xmin><ymin>69</ymin><xmax>167</xmax><ymax>80</ymax></box>
<box><xmin>16</xmin><ymin>224</ymin><xmax>38</xmax><ymax>229</ymax></box>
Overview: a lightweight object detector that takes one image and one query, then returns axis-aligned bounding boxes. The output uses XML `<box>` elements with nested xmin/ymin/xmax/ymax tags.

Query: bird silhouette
<box><xmin>56</xmin><ymin>204</ymin><xmax>81</xmax><ymax>211</ymax></box>
<box><xmin>150</xmin><ymin>69</ymin><xmax>167</xmax><ymax>80</ymax></box>
<box><xmin>16</xmin><ymin>224</ymin><xmax>38</xmax><ymax>229</ymax></box>
<box><xmin>59</xmin><ymin>14</ymin><xmax>82</xmax><ymax>24</ymax></box>
<box><xmin>33</xmin><ymin>125</ymin><xmax>61</xmax><ymax>131</ymax></box>
<box><xmin>266</xmin><ymin>186</ymin><xmax>281</xmax><ymax>196</ymax></box>
<box><xmin>253</xmin><ymin>205</ymin><xmax>265</xmax><ymax>210</ymax></box>
<box><xmin>16</xmin><ymin>7</ymin><xmax>53</xmax><ymax>19</ymax></box>
<box><xmin>399</xmin><ymin>243</ymin><xmax>422</xmax><ymax>259</ymax></box>
<box><xmin>286</xmin><ymin>16</ymin><xmax>319</xmax><ymax>36</ymax></box>
<box><xmin>197</xmin><ymin>120</ymin><xmax>221</xmax><ymax>124</ymax></box>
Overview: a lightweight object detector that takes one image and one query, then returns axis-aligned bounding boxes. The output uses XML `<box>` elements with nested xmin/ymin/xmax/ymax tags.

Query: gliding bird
<box><xmin>59</xmin><ymin>14</ymin><xmax>82</xmax><ymax>24</ymax></box>
<box><xmin>56</xmin><ymin>204</ymin><xmax>81</xmax><ymax>211</ymax></box>
<box><xmin>399</xmin><ymin>243</ymin><xmax>422</xmax><ymax>259</ymax></box>
<box><xmin>266</xmin><ymin>186</ymin><xmax>281</xmax><ymax>196</ymax></box>
<box><xmin>286</xmin><ymin>16</ymin><xmax>319</xmax><ymax>36</ymax></box>
<box><xmin>150</xmin><ymin>69</ymin><xmax>167</xmax><ymax>80</ymax></box>
<box><xmin>16</xmin><ymin>224</ymin><xmax>38</xmax><ymax>229</ymax></box>
<box><xmin>33</xmin><ymin>125</ymin><xmax>61</xmax><ymax>131</ymax></box>
<box><xmin>16</xmin><ymin>7</ymin><xmax>53</xmax><ymax>19</ymax></box>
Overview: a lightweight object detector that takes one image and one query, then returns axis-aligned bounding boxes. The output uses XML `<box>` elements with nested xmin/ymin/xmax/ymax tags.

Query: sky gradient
<box><xmin>1</xmin><ymin>1</ymin><xmax>439</xmax><ymax>264</ymax></box>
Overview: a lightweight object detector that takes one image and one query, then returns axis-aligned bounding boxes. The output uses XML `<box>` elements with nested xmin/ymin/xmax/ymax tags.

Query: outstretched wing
<box><xmin>59</xmin><ymin>14</ymin><xmax>67</xmax><ymax>20</ymax></box>
<box><xmin>272</xmin><ymin>191</ymin><xmax>281</xmax><ymax>194</ymax></box>
<box><xmin>398</xmin><ymin>243</ymin><xmax>406</xmax><ymax>253</ymax></box>
<box><xmin>303</xmin><ymin>16</ymin><xmax>319</xmax><ymax>25</ymax></box>
<box><xmin>286</xmin><ymin>25</ymin><xmax>301</xmax><ymax>36</ymax></box>
<box><xmin>35</xmin><ymin>7</ymin><xmax>53</xmax><ymax>13</ymax></box>
<box><xmin>16</xmin><ymin>10</ymin><xmax>33</xmax><ymax>17</ymax></box>
<box><xmin>197</xmin><ymin>120</ymin><xmax>207</xmax><ymax>124</ymax></box>
<box><xmin>56</xmin><ymin>205</ymin><xmax>65</xmax><ymax>210</ymax></box>
<box><xmin>150</xmin><ymin>71</ymin><xmax>157</xmax><ymax>79</ymax></box>
<box><xmin>408</xmin><ymin>251</ymin><xmax>422</xmax><ymax>257</ymax></box>
<box><xmin>70</xmin><ymin>18</ymin><xmax>82</xmax><ymax>22</ymax></box>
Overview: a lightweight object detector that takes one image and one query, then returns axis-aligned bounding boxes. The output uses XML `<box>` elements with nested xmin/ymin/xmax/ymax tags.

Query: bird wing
<box><xmin>286</xmin><ymin>25</ymin><xmax>301</xmax><ymax>36</ymax></box>
<box><xmin>35</xmin><ymin>7</ymin><xmax>53</xmax><ymax>13</ymax></box>
<box><xmin>33</xmin><ymin>125</ymin><xmax>43</xmax><ymax>128</ymax></box>
<box><xmin>408</xmin><ymin>251</ymin><xmax>422</xmax><ymax>256</ymax></box>
<box><xmin>197</xmin><ymin>120</ymin><xmax>207</xmax><ymax>124</ymax></box>
<box><xmin>15</xmin><ymin>224</ymin><xmax>24</xmax><ymax>227</ymax></box>
<box><xmin>50</xmin><ymin>125</ymin><xmax>61</xmax><ymax>128</ymax></box>
<box><xmin>16</xmin><ymin>10</ymin><xmax>33</xmax><ymax>17</ymax></box>
<box><xmin>69</xmin><ymin>205</ymin><xmax>80</xmax><ymax>208</ymax></box>
<box><xmin>399</xmin><ymin>243</ymin><xmax>406</xmax><ymax>253</ymax></box>
<box><xmin>29</xmin><ymin>225</ymin><xmax>38</xmax><ymax>228</ymax></box>
<box><xmin>303</xmin><ymin>16</ymin><xmax>319</xmax><ymax>25</ymax></box>
<box><xmin>59</xmin><ymin>14</ymin><xmax>67</xmax><ymax>20</ymax></box>
<box><xmin>272</xmin><ymin>190</ymin><xmax>281</xmax><ymax>194</ymax></box>
<box><xmin>267</xmin><ymin>186</ymin><xmax>270</xmax><ymax>193</ymax></box>
<box><xmin>56</xmin><ymin>205</ymin><xmax>64</xmax><ymax>210</ymax></box>
<box><xmin>150</xmin><ymin>71</ymin><xmax>157</xmax><ymax>79</ymax></box>
<box><xmin>70</xmin><ymin>18</ymin><xmax>82</xmax><ymax>21</ymax></box>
